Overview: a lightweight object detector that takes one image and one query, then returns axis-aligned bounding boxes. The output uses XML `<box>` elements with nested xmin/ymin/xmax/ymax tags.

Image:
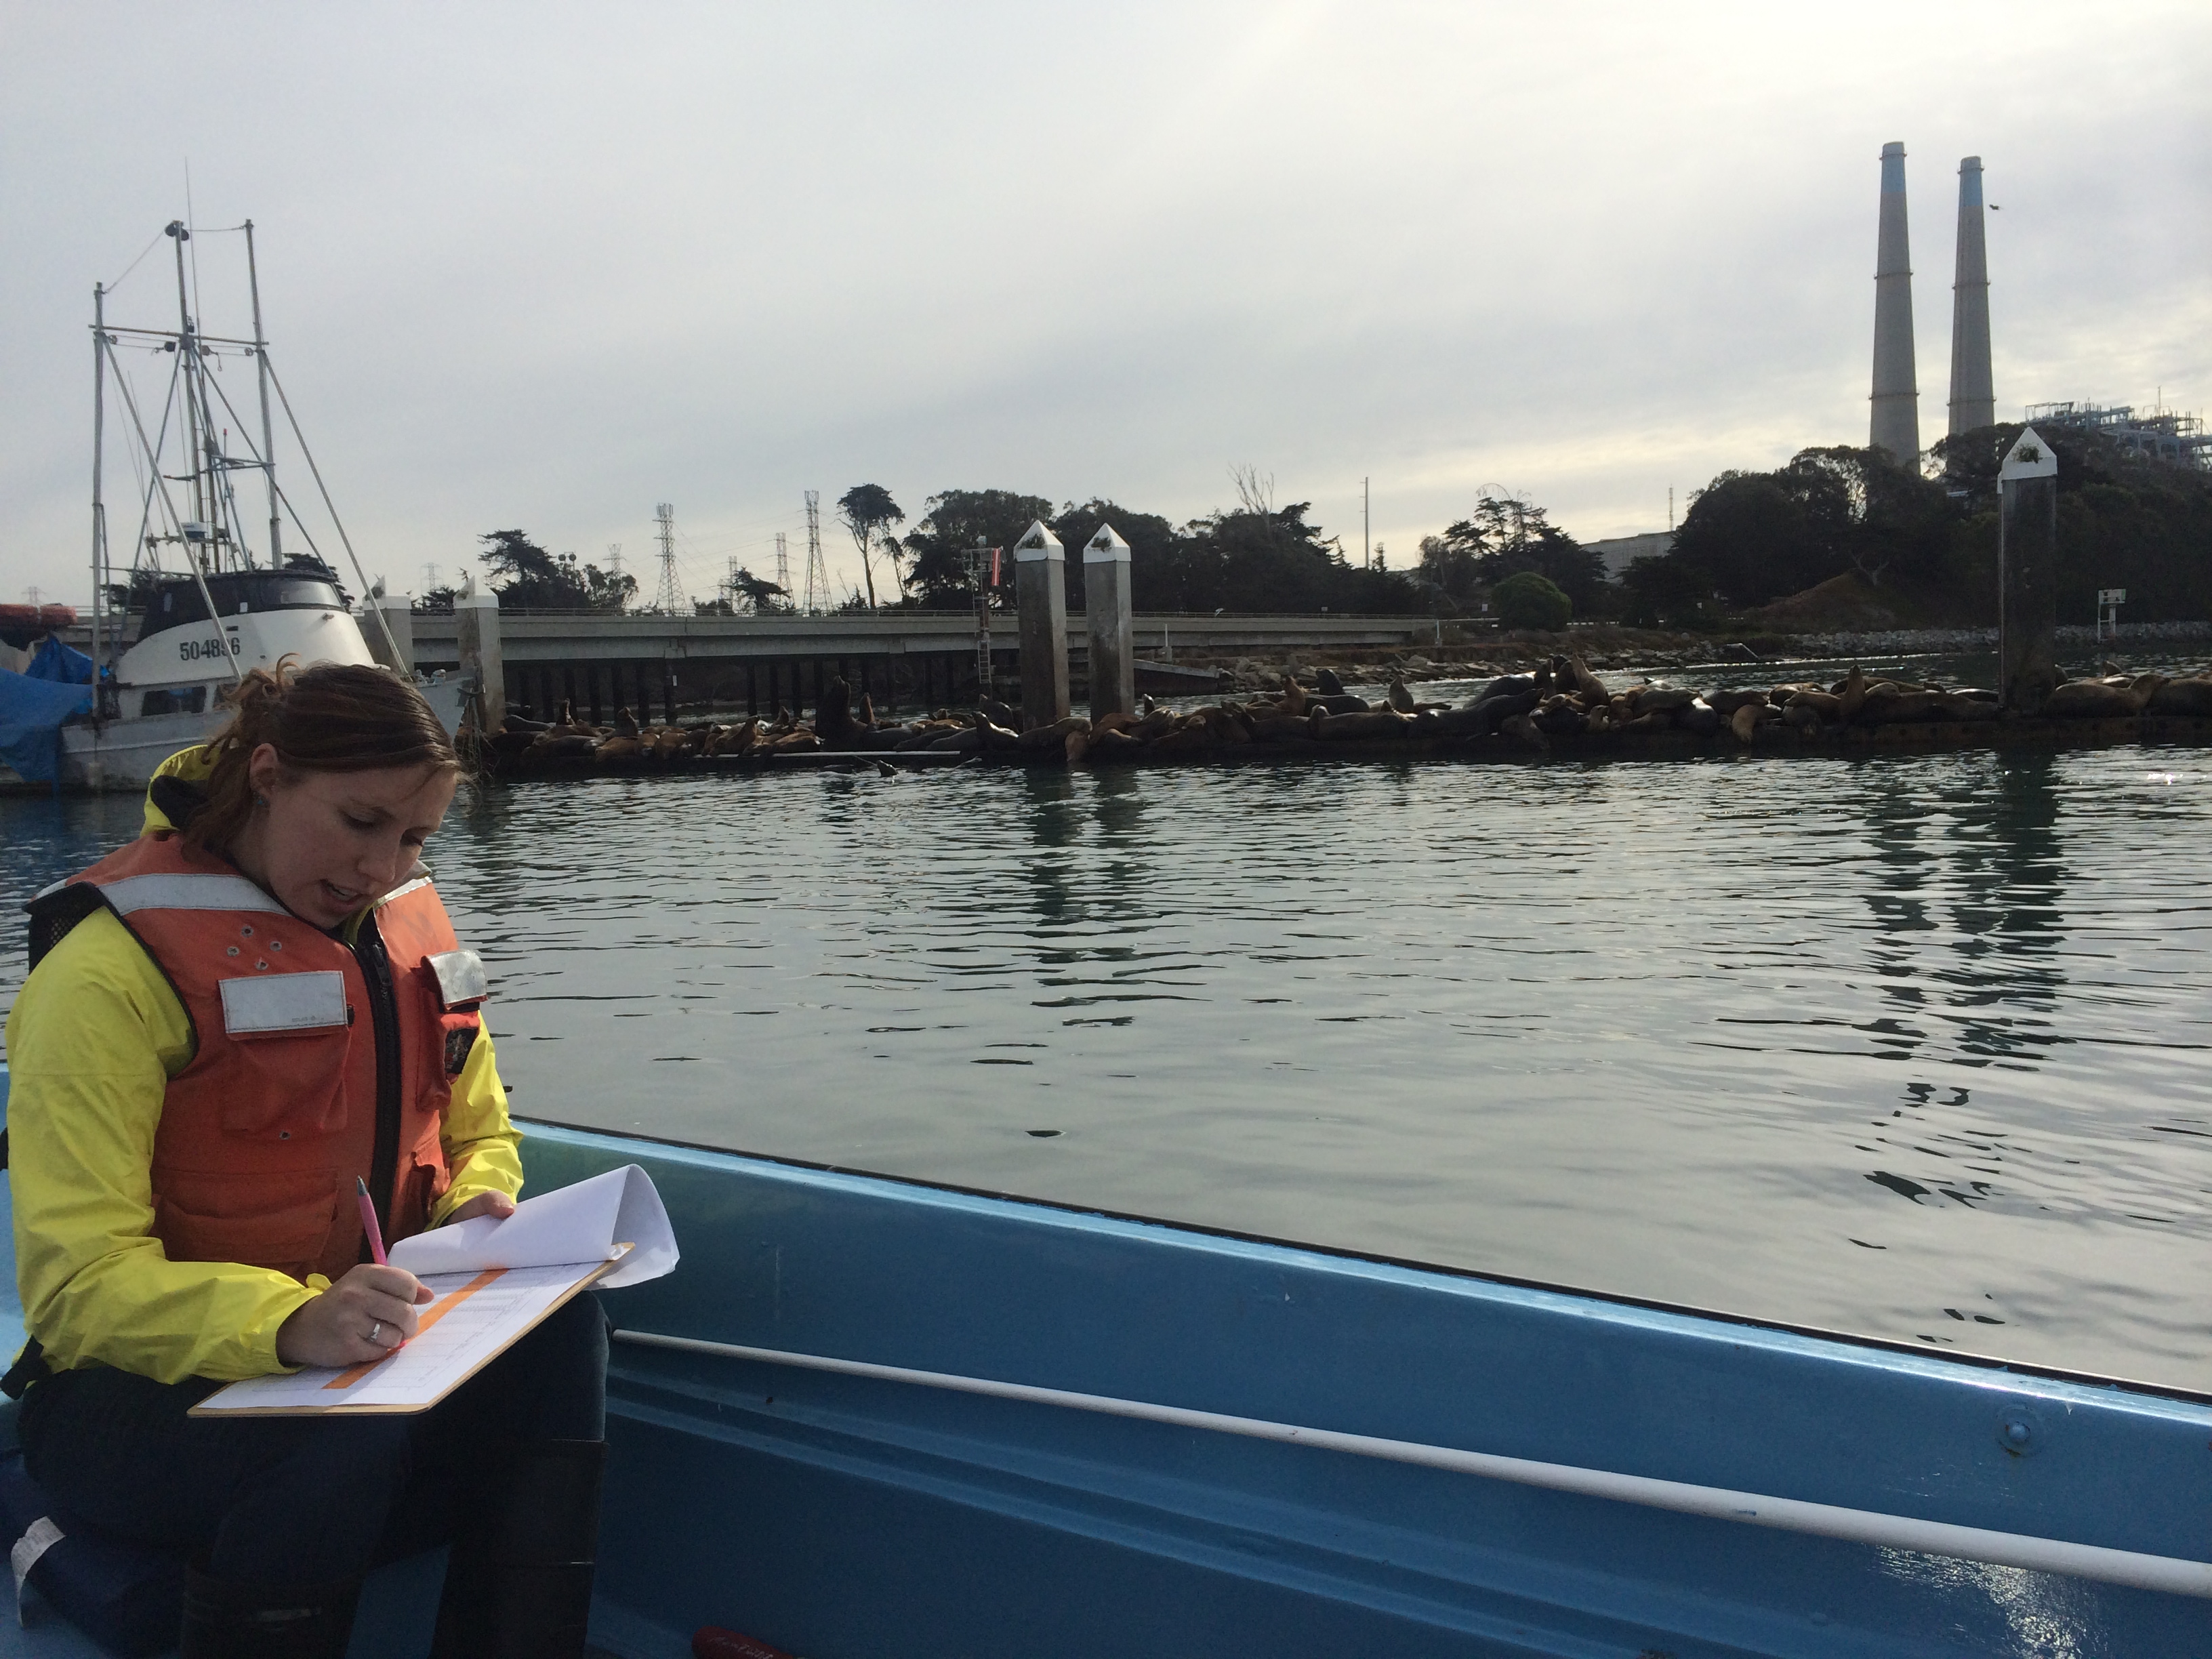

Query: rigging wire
<box><xmin>103</xmin><ymin>229</ymin><xmax>169</xmax><ymax>296</ymax></box>
<box><xmin>106</xmin><ymin>340</ymin><xmax>187</xmax><ymax>553</ymax></box>
<box><xmin>104</xmin><ymin>333</ymin><xmax>241</xmax><ymax>684</ymax></box>
<box><xmin>260</xmin><ymin>353</ymin><xmax>407</xmax><ymax>670</ymax></box>
<box><xmin>193</xmin><ymin>348</ymin><xmax>342</xmax><ymax>575</ymax></box>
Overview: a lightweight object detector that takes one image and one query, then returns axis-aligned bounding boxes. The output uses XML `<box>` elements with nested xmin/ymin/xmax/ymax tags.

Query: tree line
<box><xmin>447</xmin><ymin>424</ymin><xmax>2210</xmax><ymax>628</ymax></box>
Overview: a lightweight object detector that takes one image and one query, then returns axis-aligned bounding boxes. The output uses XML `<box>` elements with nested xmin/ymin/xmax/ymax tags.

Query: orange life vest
<box><xmin>31</xmin><ymin>833</ymin><xmax>486</xmax><ymax>1283</ymax></box>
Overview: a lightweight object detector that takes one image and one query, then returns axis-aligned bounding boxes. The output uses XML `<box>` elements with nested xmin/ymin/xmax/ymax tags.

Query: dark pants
<box><xmin>18</xmin><ymin>1290</ymin><xmax>607</xmax><ymax>1584</ymax></box>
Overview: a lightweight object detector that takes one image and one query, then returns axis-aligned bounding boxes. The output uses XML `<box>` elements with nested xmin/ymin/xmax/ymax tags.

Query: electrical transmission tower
<box><xmin>802</xmin><ymin>491</ymin><xmax>829</xmax><ymax>614</ymax></box>
<box><xmin>651</xmin><ymin>504</ymin><xmax>686</xmax><ymax>613</ymax></box>
<box><xmin>773</xmin><ymin>532</ymin><xmax>791</xmax><ymax>606</ymax></box>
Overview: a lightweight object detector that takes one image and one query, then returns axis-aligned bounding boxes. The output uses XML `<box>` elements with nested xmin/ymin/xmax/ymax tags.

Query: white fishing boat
<box><xmin>1</xmin><ymin>219</ymin><xmax>467</xmax><ymax>794</ymax></box>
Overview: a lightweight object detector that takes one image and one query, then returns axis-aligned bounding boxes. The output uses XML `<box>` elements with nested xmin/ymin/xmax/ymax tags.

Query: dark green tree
<box><xmin>836</xmin><ymin>485</ymin><xmax>905</xmax><ymax>611</ymax></box>
<box><xmin>900</xmin><ymin>489</ymin><xmax>1055</xmax><ymax>607</ymax></box>
<box><xmin>1492</xmin><ymin>570</ymin><xmax>1572</xmax><ymax>631</ymax></box>
<box><xmin>476</xmin><ymin>530</ymin><xmax>634</xmax><ymax>611</ymax></box>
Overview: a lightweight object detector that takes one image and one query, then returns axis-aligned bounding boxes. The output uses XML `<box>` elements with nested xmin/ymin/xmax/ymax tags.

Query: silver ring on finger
<box><xmin>369</xmin><ymin>1320</ymin><xmax>383</xmax><ymax>1345</ymax></box>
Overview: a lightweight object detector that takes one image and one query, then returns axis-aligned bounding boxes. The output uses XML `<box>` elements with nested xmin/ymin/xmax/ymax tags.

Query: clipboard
<box><xmin>192</xmin><ymin>1246</ymin><xmax>631</xmax><ymax>1417</ymax></box>
<box><xmin>190</xmin><ymin>1162</ymin><xmax>678</xmax><ymax>1418</ymax></box>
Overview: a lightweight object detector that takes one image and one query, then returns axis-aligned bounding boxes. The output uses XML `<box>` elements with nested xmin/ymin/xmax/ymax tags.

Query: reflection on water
<box><xmin>4</xmin><ymin>747</ymin><xmax>2209</xmax><ymax>1393</ymax></box>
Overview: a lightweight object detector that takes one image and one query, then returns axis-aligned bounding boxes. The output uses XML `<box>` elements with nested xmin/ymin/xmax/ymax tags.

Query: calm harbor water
<box><xmin>4</xmin><ymin>726</ymin><xmax>2209</xmax><ymax>1395</ymax></box>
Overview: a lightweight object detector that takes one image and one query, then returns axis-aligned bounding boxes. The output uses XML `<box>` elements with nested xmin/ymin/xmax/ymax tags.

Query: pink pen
<box><xmin>355</xmin><ymin>1176</ymin><xmax>388</xmax><ymax>1266</ymax></box>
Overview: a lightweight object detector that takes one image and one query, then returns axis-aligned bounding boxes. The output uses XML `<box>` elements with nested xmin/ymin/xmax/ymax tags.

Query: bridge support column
<box><xmin>455</xmin><ymin>589</ymin><xmax>505</xmax><ymax>733</ymax></box>
<box><xmin>1083</xmin><ymin>523</ymin><xmax>1135</xmax><ymax>720</ymax></box>
<box><xmin>1015</xmin><ymin>519</ymin><xmax>1070</xmax><ymax>729</ymax></box>
<box><xmin>1999</xmin><ymin>427</ymin><xmax>2059</xmax><ymax>712</ymax></box>
<box><xmin>367</xmin><ymin>592</ymin><xmax>414</xmax><ymax>676</ymax></box>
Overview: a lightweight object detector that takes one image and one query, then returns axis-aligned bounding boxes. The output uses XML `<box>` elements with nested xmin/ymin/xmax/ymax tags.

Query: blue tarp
<box><xmin>0</xmin><ymin>667</ymin><xmax>93</xmax><ymax>783</ymax></box>
<box><xmin>25</xmin><ymin>634</ymin><xmax>94</xmax><ymax>685</ymax></box>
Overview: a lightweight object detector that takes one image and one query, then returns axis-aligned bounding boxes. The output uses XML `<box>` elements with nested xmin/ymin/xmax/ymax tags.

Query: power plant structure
<box><xmin>1870</xmin><ymin>142</ymin><xmax>2002</xmax><ymax>459</ymax></box>
<box><xmin>1868</xmin><ymin>142</ymin><xmax>1920</xmax><ymax>462</ymax></box>
<box><xmin>1948</xmin><ymin>156</ymin><xmax>1996</xmax><ymax>436</ymax></box>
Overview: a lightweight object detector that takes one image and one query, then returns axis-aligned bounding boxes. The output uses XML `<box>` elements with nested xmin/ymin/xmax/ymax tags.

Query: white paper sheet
<box><xmin>389</xmin><ymin>1163</ymin><xmax>678</xmax><ymax>1288</ymax></box>
<box><xmin>193</xmin><ymin>1259</ymin><xmax>613</xmax><ymax>1414</ymax></box>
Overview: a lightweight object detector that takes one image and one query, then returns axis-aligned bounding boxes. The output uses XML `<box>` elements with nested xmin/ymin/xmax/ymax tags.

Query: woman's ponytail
<box><xmin>186</xmin><ymin>659</ymin><xmax>462</xmax><ymax>851</ymax></box>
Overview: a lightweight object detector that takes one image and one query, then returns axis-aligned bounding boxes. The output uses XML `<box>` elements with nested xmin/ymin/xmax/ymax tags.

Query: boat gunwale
<box><xmin>517</xmin><ymin>1113</ymin><xmax>2212</xmax><ymax>1417</ymax></box>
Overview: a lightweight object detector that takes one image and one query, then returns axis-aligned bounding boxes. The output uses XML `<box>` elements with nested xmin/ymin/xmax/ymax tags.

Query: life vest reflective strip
<box><xmin>33</xmin><ymin>834</ymin><xmax>476</xmax><ymax>1284</ymax></box>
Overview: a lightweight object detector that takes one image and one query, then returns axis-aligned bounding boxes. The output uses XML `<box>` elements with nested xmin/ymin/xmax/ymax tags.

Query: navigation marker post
<box><xmin>1013</xmin><ymin>520</ymin><xmax>1070</xmax><ymax>730</ymax></box>
<box><xmin>1998</xmin><ymin>427</ymin><xmax>2059</xmax><ymax>712</ymax></box>
<box><xmin>1084</xmin><ymin>523</ymin><xmax>1134</xmax><ymax>720</ymax></box>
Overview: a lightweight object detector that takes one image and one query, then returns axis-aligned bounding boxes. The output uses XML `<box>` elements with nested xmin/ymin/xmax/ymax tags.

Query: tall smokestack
<box><xmin>1869</xmin><ymin>141</ymin><xmax>1920</xmax><ymax>462</ymax></box>
<box><xmin>1947</xmin><ymin>155</ymin><xmax>1995</xmax><ymax>437</ymax></box>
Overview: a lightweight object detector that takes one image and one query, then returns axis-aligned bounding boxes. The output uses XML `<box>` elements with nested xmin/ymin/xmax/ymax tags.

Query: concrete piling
<box><xmin>1014</xmin><ymin>519</ymin><xmax>1071</xmax><ymax>729</ymax></box>
<box><xmin>1084</xmin><ymin>523</ymin><xmax>1136</xmax><ymax>720</ymax></box>
<box><xmin>1998</xmin><ymin>427</ymin><xmax>2059</xmax><ymax>712</ymax></box>
<box><xmin>454</xmin><ymin>583</ymin><xmax>506</xmax><ymax>732</ymax></box>
<box><xmin>367</xmin><ymin>590</ymin><xmax>414</xmax><ymax>676</ymax></box>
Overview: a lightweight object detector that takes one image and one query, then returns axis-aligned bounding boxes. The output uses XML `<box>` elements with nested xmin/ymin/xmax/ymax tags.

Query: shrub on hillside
<box><xmin>1493</xmin><ymin>571</ymin><xmax>1572</xmax><ymax>631</ymax></box>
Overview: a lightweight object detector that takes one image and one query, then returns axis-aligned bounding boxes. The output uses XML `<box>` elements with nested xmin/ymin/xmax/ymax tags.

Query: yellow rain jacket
<box><xmin>4</xmin><ymin>749</ymin><xmax>523</xmax><ymax>1384</ymax></box>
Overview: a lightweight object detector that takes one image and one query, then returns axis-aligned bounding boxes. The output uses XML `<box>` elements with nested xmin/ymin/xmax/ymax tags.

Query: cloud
<box><xmin>2</xmin><ymin>0</ymin><xmax>2204</xmax><ymax>607</ymax></box>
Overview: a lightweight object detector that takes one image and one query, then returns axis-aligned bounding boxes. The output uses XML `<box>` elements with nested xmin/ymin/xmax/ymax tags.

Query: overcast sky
<box><xmin>3</xmin><ymin>1</ymin><xmax>2206</xmax><ymax>611</ymax></box>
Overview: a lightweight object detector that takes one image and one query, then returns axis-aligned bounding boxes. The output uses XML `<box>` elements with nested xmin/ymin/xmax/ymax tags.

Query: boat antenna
<box><xmin>243</xmin><ymin>220</ymin><xmax>281</xmax><ymax>568</ymax></box>
<box><xmin>260</xmin><ymin>355</ymin><xmax>407</xmax><ymax>672</ymax></box>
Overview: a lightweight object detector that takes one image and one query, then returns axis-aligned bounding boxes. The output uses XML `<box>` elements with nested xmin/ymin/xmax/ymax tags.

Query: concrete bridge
<box><xmin>401</xmin><ymin>609</ymin><xmax>1452</xmax><ymax>722</ymax></box>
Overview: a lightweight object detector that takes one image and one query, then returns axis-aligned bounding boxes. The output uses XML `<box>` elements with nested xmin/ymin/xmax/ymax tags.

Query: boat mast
<box><xmin>164</xmin><ymin>222</ymin><xmax>207</xmax><ymax>536</ymax></box>
<box><xmin>90</xmin><ymin>282</ymin><xmax>107</xmax><ymax>708</ymax></box>
<box><xmin>244</xmin><ymin>219</ymin><xmax>281</xmax><ymax>569</ymax></box>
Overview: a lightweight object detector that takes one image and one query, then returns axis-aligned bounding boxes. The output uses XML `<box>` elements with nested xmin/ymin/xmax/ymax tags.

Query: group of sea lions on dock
<box><xmin>479</xmin><ymin>656</ymin><xmax>2212</xmax><ymax>776</ymax></box>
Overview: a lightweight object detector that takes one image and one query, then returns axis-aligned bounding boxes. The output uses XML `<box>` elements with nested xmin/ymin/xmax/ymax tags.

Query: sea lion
<box><xmin>1704</xmin><ymin>689</ymin><xmax>1770</xmax><ymax>717</ymax></box>
<box><xmin>1065</xmin><ymin>729</ymin><xmax>1090</xmax><ymax>764</ymax></box>
<box><xmin>1729</xmin><ymin>703</ymin><xmax>1763</xmax><ymax>745</ymax></box>
<box><xmin>1279</xmin><ymin>674</ymin><xmax>1308</xmax><ymax>716</ymax></box>
<box><xmin>1677</xmin><ymin>698</ymin><xmax>1721</xmax><ymax>735</ymax></box>
<box><xmin>1313</xmin><ymin>710</ymin><xmax>1414</xmax><ymax>741</ymax></box>
<box><xmin>1499</xmin><ymin>712</ymin><xmax>1548</xmax><ymax>751</ymax></box>
<box><xmin>594</xmin><ymin>735</ymin><xmax>644</xmax><ymax>763</ymax></box>
<box><xmin>1019</xmin><ymin>715</ymin><xmax>1092</xmax><ymax>750</ymax></box>
<box><xmin>859</xmin><ymin>693</ymin><xmax>876</xmax><ymax>726</ymax></box>
<box><xmin>612</xmin><ymin>705</ymin><xmax>641</xmax><ymax>739</ymax></box>
<box><xmin>1637</xmin><ymin>686</ymin><xmax>1696</xmax><ymax>714</ymax></box>
<box><xmin>1859</xmin><ymin>689</ymin><xmax>1946</xmax><ymax>724</ymax></box>
<box><xmin>1784</xmin><ymin>689</ymin><xmax>1843</xmax><ymax>720</ymax></box>
<box><xmin>2041</xmin><ymin>679</ymin><xmax>2139</xmax><ymax>718</ymax></box>
<box><xmin>1839</xmin><ymin>666</ymin><xmax>1868</xmax><ymax>722</ymax></box>
<box><xmin>2148</xmin><ymin>676</ymin><xmax>2212</xmax><ymax>716</ymax></box>
<box><xmin>1566</xmin><ymin>653</ymin><xmax>1609</xmax><ymax>705</ymax></box>
<box><xmin>1315</xmin><ymin>668</ymin><xmax>1347</xmax><ymax>696</ymax></box>
<box><xmin>979</xmin><ymin>697</ymin><xmax>1021</xmax><ymax>729</ymax></box>
<box><xmin>1386</xmin><ymin>676</ymin><xmax>1416</xmax><ymax>714</ymax></box>
<box><xmin>1094</xmin><ymin>711</ymin><xmax>1139</xmax><ymax>735</ymax></box>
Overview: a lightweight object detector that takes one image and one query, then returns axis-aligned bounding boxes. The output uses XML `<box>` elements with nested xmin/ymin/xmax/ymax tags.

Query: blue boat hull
<box><xmin>531</xmin><ymin>1123</ymin><xmax>2212</xmax><ymax>1658</ymax></box>
<box><xmin>2</xmin><ymin>1088</ymin><xmax>2207</xmax><ymax>1656</ymax></box>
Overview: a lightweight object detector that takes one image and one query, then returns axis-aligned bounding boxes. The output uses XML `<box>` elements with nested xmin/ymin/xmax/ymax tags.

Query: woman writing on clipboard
<box><xmin>3</xmin><ymin>661</ymin><xmax>607</xmax><ymax>1658</ymax></box>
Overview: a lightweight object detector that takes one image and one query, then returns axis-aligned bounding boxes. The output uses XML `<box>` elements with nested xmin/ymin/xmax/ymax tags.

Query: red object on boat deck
<box><xmin>693</xmin><ymin>1629</ymin><xmax>801</xmax><ymax>1659</ymax></box>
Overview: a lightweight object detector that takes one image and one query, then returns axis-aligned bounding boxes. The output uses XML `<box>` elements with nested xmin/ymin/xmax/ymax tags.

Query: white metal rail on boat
<box><xmin>613</xmin><ymin>1330</ymin><xmax>2212</xmax><ymax>1600</ymax></box>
